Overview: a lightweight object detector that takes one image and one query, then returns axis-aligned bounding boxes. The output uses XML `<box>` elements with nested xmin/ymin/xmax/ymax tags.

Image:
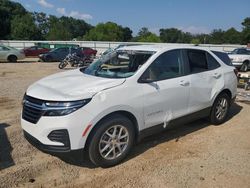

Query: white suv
<box><xmin>21</xmin><ymin>45</ymin><xmax>237</xmax><ymax>167</ymax></box>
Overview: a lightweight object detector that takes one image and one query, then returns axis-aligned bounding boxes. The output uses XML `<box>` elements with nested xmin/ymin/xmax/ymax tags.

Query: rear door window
<box><xmin>187</xmin><ymin>50</ymin><xmax>208</xmax><ymax>73</ymax></box>
<box><xmin>0</xmin><ymin>46</ymin><xmax>9</xmax><ymax>51</ymax></box>
<box><xmin>206</xmin><ymin>53</ymin><xmax>220</xmax><ymax>69</ymax></box>
<box><xmin>186</xmin><ymin>49</ymin><xmax>220</xmax><ymax>74</ymax></box>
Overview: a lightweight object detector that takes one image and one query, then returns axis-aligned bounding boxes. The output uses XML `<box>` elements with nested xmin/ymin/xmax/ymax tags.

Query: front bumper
<box><xmin>24</xmin><ymin>130</ymin><xmax>70</xmax><ymax>152</ymax></box>
<box><xmin>21</xmin><ymin>106</ymin><xmax>95</xmax><ymax>151</ymax></box>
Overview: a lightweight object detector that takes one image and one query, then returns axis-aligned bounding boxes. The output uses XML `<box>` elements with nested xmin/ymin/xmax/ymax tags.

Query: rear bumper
<box><xmin>24</xmin><ymin>130</ymin><xmax>71</xmax><ymax>153</ymax></box>
<box><xmin>232</xmin><ymin>62</ymin><xmax>243</xmax><ymax>68</ymax></box>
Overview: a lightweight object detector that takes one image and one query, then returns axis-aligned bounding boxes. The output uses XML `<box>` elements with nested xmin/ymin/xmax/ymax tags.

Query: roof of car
<box><xmin>118</xmin><ymin>44</ymin><xmax>213</xmax><ymax>53</ymax></box>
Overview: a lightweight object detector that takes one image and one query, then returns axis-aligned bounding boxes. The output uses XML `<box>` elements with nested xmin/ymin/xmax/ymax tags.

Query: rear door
<box><xmin>184</xmin><ymin>49</ymin><xmax>224</xmax><ymax>113</ymax></box>
<box><xmin>140</xmin><ymin>49</ymin><xmax>190</xmax><ymax>128</ymax></box>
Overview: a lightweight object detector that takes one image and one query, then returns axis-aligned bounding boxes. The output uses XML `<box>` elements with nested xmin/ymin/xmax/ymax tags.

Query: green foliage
<box><xmin>0</xmin><ymin>0</ymin><xmax>27</xmax><ymax>39</ymax></box>
<box><xmin>122</xmin><ymin>27</ymin><xmax>133</xmax><ymax>42</ymax></box>
<box><xmin>0</xmin><ymin>7</ymin><xmax>10</xmax><ymax>39</ymax></box>
<box><xmin>59</xmin><ymin>16</ymin><xmax>92</xmax><ymax>39</ymax></box>
<box><xmin>223</xmin><ymin>28</ymin><xmax>242</xmax><ymax>44</ymax></box>
<box><xmin>159</xmin><ymin>28</ymin><xmax>197</xmax><ymax>43</ymax></box>
<box><xmin>209</xmin><ymin>29</ymin><xmax>225</xmax><ymax>44</ymax></box>
<box><xmin>11</xmin><ymin>13</ymin><xmax>42</xmax><ymax>40</ymax></box>
<box><xmin>241</xmin><ymin>17</ymin><xmax>250</xmax><ymax>44</ymax></box>
<box><xmin>138</xmin><ymin>33</ymin><xmax>161</xmax><ymax>42</ymax></box>
<box><xmin>0</xmin><ymin>0</ymin><xmax>26</xmax><ymax>16</ymax></box>
<box><xmin>84</xmin><ymin>22</ymin><xmax>126</xmax><ymax>41</ymax></box>
<box><xmin>191</xmin><ymin>38</ymin><xmax>201</xmax><ymax>45</ymax></box>
<box><xmin>46</xmin><ymin>19</ymin><xmax>72</xmax><ymax>40</ymax></box>
<box><xmin>33</xmin><ymin>12</ymin><xmax>49</xmax><ymax>38</ymax></box>
<box><xmin>134</xmin><ymin>27</ymin><xmax>161</xmax><ymax>42</ymax></box>
<box><xmin>160</xmin><ymin>28</ymin><xmax>182</xmax><ymax>43</ymax></box>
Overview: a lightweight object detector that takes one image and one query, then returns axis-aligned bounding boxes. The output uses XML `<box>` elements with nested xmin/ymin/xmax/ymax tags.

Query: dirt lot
<box><xmin>0</xmin><ymin>63</ymin><xmax>250</xmax><ymax>188</ymax></box>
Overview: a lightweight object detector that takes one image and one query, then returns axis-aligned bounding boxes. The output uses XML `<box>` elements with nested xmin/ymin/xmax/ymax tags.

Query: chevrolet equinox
<box><xmin>21</xmin><ymin>45</ymin><xmax>237</xmax><ymax>167</ymax></box>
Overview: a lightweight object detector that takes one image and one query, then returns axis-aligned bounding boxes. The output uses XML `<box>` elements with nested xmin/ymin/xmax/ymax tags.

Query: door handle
<box><xmin>213</xmin><ymin>73</ymin><xmax>221</xmax><ymax>79</ymax></box>
<box><xmin>180</xmin><ymin>80</ymin><xmax>190</xmax><ymax>86</ymax></box>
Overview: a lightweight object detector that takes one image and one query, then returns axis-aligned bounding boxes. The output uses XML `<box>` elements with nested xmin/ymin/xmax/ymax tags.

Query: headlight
<box><xmin>43</xmin><ymin>99</ymin><xmax>91</xmax><ymax>116</ymax></box>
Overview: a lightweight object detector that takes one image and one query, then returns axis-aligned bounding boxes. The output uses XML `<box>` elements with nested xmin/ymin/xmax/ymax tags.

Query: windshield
<box><xmin>8</xmin><ymin>46</ymin><xmax>18</xmax><ymax>51</ymax></box>
<box><xmin>81</xmin><ymin>50</ymin><xmax>155</xmax><ymax>78</ymax></box>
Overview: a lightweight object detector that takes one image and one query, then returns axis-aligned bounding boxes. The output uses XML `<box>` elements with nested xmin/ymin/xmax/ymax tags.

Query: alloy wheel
<box><xmin>215</xmin><ymin>97</ymin><xmax>228</xmax><ymax>121</ymax></box>
<box><xmin>99</xmin><ymin>125</ymin><xmax>129</xmax><ymax>160</ymax></box>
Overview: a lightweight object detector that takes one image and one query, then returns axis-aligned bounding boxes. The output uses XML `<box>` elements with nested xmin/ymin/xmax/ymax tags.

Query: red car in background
<box><xmin>23</xmin><ymin>46</ymin><xmax>50</xmax><ymax>57</ymax></box>
<box><xmin>80</xmin><ymin>47</ymin><xmax>97</xmax><ymax>58</ymax></box>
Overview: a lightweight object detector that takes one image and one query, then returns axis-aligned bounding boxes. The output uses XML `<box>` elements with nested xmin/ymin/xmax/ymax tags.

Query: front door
<box><xmin>140</xmin><ymin>49</ymin><xmax>190</xmax><ymax>129</ymax></box>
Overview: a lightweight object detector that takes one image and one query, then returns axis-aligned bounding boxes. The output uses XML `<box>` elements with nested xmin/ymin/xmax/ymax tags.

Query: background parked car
<box><xmin>23</xmin><ymin>46</ymin><xmax>50</xmax><ymax>57</ymax></box>
<box><xmin>39</xmin><ymin>47</ymin><xmax>97</xmax><ymax>62</ymax></box>
<box><xmin>39</xmin><ymin>47</ymin><xmax>82</xmax><ymax>62</ymax></box>
<box><xmin>228</xmin><ymin>48</ymin><xmax>250</xmax><ymax>72</ymax></box>
<box><xmin>79</xmin><ymin>47</ymin><xmax>97</xmax><ymax>58</ymax></box>
<box><xmin>0</xmin><ymin>45</ymin><xmax>25</xmax><ymax>62</ymax></box>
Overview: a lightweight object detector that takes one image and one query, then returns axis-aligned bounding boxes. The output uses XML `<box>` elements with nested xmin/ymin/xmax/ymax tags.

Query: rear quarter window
<box><xmin>212</xmin><ymin>51</ymin><xmax>233</xmax><ymax>66</ymax></box>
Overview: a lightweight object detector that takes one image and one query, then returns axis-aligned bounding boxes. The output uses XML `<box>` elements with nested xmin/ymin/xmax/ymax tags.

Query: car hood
<box><xmin>26</xmin><ymin>69</ymin><xmax>125</xmax><ymax>101</ymax></box>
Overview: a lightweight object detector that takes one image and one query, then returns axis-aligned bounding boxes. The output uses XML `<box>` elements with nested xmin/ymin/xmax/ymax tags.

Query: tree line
<box><xmin>0</xmin><ymin>0</ymin><xmax>250</xmax><ymax>44</ymax></box>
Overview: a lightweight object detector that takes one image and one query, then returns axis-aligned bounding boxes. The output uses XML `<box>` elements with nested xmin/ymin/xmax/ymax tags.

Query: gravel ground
<box><xmin>0</xmin><ymin>63</ymin><xmax>250</xmax><ymax>188</ymax></box>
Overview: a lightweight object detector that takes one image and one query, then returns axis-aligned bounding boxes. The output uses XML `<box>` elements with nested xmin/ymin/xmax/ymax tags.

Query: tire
<box><xmin>58</xmin><ymin>61</ymin><xmax>67</xmax><ymax>69</ymax></box>
<box><xmin>240</xmin><ymin>62</ymin><xmax>248</xmax><ymax>72</ymax></box>
<box><xmin>8</xmin><ymin>55</ymin><xmax>17</xmax><ymax>62</ymax></box>
<box><xmin>210</xmin><ymin>93</ymin><xmax>230</xmax><ymax>125</ymax></box>
<box><xmin>88</xmin><ymin>114</ymin><xmax>135</xmax><ymax>167</ymax></box>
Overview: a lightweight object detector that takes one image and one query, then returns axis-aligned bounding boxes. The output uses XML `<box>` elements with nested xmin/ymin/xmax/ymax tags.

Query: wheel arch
<box><xmin>7</xmin><ymin>54</ymin><xmax>17</xmax><ymax>60</ymax></box>
<box><xmin>219</xmin><ymin>88</ymin><xmax>232</xmax><ymax>99</ymax></box>
<box><xmin>212</xmin><ymin>88</ymin><xmax>232</xmax><ymax>106</ymax></box>
<box><xmin>85</xmin><ymin>110</ymin><xmax>139</xmax><ymax>148</ymax></box>
<box><xmin>243</xmin><ymin>59</ymin><xmax>250</xmax><ymax>64</ymax></box>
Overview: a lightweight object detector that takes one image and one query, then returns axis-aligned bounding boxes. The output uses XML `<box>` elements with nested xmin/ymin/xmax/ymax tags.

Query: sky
<box><xmin>13</xmin><ymin>0</ymin><xmax>250</xmax><ymax>35</ymax></box>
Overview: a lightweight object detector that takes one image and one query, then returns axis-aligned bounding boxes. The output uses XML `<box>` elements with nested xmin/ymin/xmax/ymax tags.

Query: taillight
<box><xmin>234</xmin><ymin>68</ymin><xmax>238</xmax><ymax>77</ymax></box>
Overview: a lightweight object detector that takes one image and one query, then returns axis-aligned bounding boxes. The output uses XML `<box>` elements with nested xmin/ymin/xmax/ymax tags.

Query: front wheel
<box><xmin>210</xmin><ymin>93</ymin><xmax>230</xmax><ymax>125</ymax></box>
<box><xmin>58</xmin><ymin>61</ymin><xmax>67</xmax><ymax>69</ymax></box>
<box><xmin>88</xmin><ymin>114</ymin><xmax>135</xmax><ymax>167</ymax></box>
<box><xmin>240</xmin><ymin>62</ymin><xmax>248</xmax><ymax>72</ymax></box>
<box><xmin>8</xmin><ymin>55</ymin><xmax>17</xmax><ymax>62</ymax></box>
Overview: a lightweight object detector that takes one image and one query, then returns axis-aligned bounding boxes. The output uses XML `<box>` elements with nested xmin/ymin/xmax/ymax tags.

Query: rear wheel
<box><xmin>88</xmin><ymin>114</ymin><xmax>135</xmax><ymax>167</ymax></box>
<box><xmin>8</xmin><ymin>55</ymin><xmax>17</xmax><ymax>62</ymax></box>
<box><xmin>210</xmin><ymin>93</ymin><xmax>230</xmax><ymax>125</ymax></box>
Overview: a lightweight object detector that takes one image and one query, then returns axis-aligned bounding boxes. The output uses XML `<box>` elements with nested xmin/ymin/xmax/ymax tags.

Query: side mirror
<box><xmin>138</xmin><ymin>77</ymin><xmax>155</xmax><ymax>83</ymax></box>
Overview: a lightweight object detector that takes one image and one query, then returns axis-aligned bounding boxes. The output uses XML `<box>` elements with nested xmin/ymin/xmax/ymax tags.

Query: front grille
<box><xmin>22</xmin><ymin>95</ymin><xmax>45</xmax><ymax>124</ymax></box>
<box><xmin>25</xmin><ymin>95</ymin><xmax>44</xmax><ymax>105</ymax></box>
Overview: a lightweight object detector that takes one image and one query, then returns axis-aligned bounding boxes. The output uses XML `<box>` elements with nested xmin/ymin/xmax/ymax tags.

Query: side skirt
<box><xmin>137</xmin><ymin>107</ymin><xmax>211</xmax><ymax>142</ymax></box>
